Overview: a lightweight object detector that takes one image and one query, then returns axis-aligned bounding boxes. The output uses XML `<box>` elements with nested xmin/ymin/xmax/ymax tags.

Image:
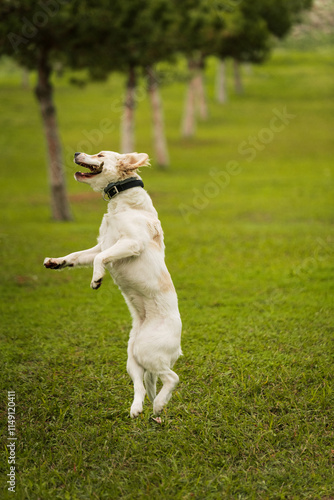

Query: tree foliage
<box><xmin>213</xmin><ymin>0</ymin><xmax>314</xmax><ymax>63</ymax></box>
<box><xmin>68</xmin><ymin>0</ymin><xmax>178</xmax><ymax>77</ymax></box>
<box><xmin>0</xmin><ymin>1</ymin><xmax>75</xmax><ymax>68</ymax></box>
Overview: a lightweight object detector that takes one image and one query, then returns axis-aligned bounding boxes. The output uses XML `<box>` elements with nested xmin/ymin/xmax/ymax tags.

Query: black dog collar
<box><xmin>103</xmin><ymin>177</ymin><xmax>144</xmax><ymax>200</ymax></box>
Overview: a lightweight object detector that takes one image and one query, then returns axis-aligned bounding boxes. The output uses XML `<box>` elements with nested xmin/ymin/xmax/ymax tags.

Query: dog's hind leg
<box><xmin>127</xmin><ymin>340</ymin><xmax>146</xmax><ymax>418</ymax></box>
<box><xmin>153</xmin><ymin>369</ymin><xmax>179</xmax><ymax>416</ymax></box>
<box><xmin>144</xmin><ymin>371</ymin><xmax>157</xmax><ymax>402</ymax></box>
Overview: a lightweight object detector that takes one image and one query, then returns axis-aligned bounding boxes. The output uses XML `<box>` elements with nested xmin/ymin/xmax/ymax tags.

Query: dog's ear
<box><xmin>119</xmin><ymin>153</ymin><xmax>149</xmax><ymax>172</ymax></box>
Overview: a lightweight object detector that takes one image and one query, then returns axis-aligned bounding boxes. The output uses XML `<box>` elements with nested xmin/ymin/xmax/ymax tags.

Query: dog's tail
<box><xmin>144</xmin><ymin>371</ymin><xmax>157</xmax><ymax>402</ymax></box>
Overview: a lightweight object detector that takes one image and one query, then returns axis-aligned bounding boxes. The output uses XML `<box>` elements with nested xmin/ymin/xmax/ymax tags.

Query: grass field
<box><xmin>1</xmin><ymin>49</ymin><xmax>334</xmax><ymax>499</ymax></box>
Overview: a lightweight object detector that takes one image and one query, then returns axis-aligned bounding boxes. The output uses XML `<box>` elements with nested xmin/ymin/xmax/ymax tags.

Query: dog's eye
<box><xmin>97</xmin><ymin>154</ymin><xmax>104</xmax><ymax>158</ymax></box>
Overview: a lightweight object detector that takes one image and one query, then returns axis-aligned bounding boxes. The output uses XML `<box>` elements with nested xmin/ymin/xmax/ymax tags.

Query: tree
<box><xmin>146</xmin><ymin>66</ymin><xmax>170</xmax><ymax>168</ymax></box>
<box><xmin>259</xmin><ymin>0</ymin><xmax>314</xmax><ymax>39</ymax></box>
<box><xmin>288</xmin><ymin>0</ymin><xmax>334</xmax><ymax>47</ymax></box>
<box><xmin>116</xmin><ymin>0</ymin><xmax>177</xmax><ymax>166</ymax></box>
<box><xmin>0</xmin><ymin>0</ymin><xmax>75</xmax><ymax>221</ymax></box>
<box><xmin>219</xmin><ymin>3</ymin><xmax>271</xmax><ymax>94</ymax></box>
<box><xmin>215</xmin><ymin>58</ymin><xmax>228</xmax><ymax>103</ymax></box>
<box><xmin>171</xmin><ymin>0</ymin><xmax>225</xmax><ymax>136</ymax></box>
<box><xmin>69</xmin><ymin>0</ymin><xmax>177</xmax><ymax>168</ymax></box>
<box><xmin>214</xmin><ymin>0</ymin><xmax>314</xmax><ymax>97</ymax></box>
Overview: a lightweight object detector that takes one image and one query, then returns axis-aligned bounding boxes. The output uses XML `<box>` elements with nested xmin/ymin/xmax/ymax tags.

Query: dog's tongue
<box><xmin>74</xmin><ymin>168</ymin><xmax>102</xmax><ymax>182</ymax></box>
<box><xmin>74</xmin><ymin>160</ymin><xmax>103</xmax><ymax>181</ymax></box>
<box><xmin>74</xmin><ymin>171</ymin><xmax>93</xmax><ymax>182</ymax></box>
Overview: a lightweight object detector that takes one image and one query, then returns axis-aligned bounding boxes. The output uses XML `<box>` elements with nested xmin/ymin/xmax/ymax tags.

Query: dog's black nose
<box><xmin>74</xmin><ymin>152</ymin><xmax>81</xmax><ymax>157</ymax></box>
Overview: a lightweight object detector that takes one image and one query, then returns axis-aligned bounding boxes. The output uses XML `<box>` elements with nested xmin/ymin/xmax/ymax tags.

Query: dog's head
<box><xmin>73</xmin><ymin>150</ymin><xmax>149</xmax><ymax>192</ymax></box>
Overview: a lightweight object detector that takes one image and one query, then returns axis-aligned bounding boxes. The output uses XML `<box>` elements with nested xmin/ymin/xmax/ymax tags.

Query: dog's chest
<box><xmin>98</xmin><ymin>213</ymin><xmax>121</xmax><ymax>250</ymax></box>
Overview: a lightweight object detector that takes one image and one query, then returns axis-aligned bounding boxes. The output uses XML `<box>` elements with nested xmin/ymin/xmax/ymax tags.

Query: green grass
<box><xmin>1</xmin><ymin>50</ymin><xmax>334</xmax><ymax>499</ymax></box>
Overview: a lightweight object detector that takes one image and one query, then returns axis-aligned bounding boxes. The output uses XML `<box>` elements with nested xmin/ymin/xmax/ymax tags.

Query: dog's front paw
<box><xmin>90</xmin><ymin>278</ymin><xmax>103</xmax><ymax>290</ymax></box>
<box><xmin>44</xmin><ymin>258</ymin><xmax>67</xmax><ymax>270</ymax></box>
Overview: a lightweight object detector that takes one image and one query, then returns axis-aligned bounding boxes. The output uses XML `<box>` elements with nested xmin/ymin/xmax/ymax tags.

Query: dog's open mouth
<box><xmin>74</xmin><ymin>160</ymin><xmax>104</xmax><ymax>179</ymax></box>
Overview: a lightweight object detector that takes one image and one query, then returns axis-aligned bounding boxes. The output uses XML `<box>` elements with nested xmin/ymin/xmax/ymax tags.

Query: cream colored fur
<box><xmin>44</xmin><ymin>151</ymin><xmax>182</xmax><ymax>418</ymax></box>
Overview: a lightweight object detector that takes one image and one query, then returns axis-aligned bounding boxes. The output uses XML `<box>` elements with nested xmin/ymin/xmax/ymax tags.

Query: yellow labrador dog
<box><xmin>44</xmin><ymin>151</ymin><xmax>182</xmax><ymax>418</ymax></box>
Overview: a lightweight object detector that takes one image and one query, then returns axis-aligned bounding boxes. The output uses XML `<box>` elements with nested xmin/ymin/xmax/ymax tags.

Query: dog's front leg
<box><xmin>44</xmin><ymin>243</ymin><xmax>102</xmax><ymax>270</ymax></box>
<box><xmin>91</xmin><ymin>238</ymin><xmax>144</xmax><ymax>289</ymax></box>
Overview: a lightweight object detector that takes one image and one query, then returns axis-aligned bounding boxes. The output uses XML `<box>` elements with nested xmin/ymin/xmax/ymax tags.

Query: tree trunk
<box><xmin>216</xmin><ymin>58</ymin><xmax>228</xmax><ymax>103</ymax></box>
<box><xmin>22</xmin><ymin>67</ymin><xmax>29</xmax><ymax>90</ymax></box>
<box><xmin>121</xmin><ymin>66</ymin><xmax>136</xmax><ymax>154</ymax></box>
<box><xmin>54</xmin><ymin>61</ymin><xmax>64</xmax><ymax>79</ymax></box>
<box><xmin>244</xmin><ymin>62</ymin><xmax>252</xmax><ymax>75</ymax></box>
<box><xmin>233</xmin><ymin>58</ymin><xmax>243</xmax><ymax>95</ymax></box>
<box><xmin>146</xmin><ymin>66</ymin><xmax>169</xmax><ymax>169</ymax></box>
<box><xmin>181</xmin><ymin>61</ymin><xmax>197</xmax><ymax>137</ymax></box>
<box><xmin>35</xmin><ymin>50</ymin><xmax>72</xmax><ymax>221</ymax></box>
<box><xmin>194</xmin><ymin>59</ymin><xmax>208</xmax><ymax>120</ymax></box>
<box><xmin>181</xmin><ymin>78</ymin><xmax>196</xmax><ymax>137</ymax></box>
